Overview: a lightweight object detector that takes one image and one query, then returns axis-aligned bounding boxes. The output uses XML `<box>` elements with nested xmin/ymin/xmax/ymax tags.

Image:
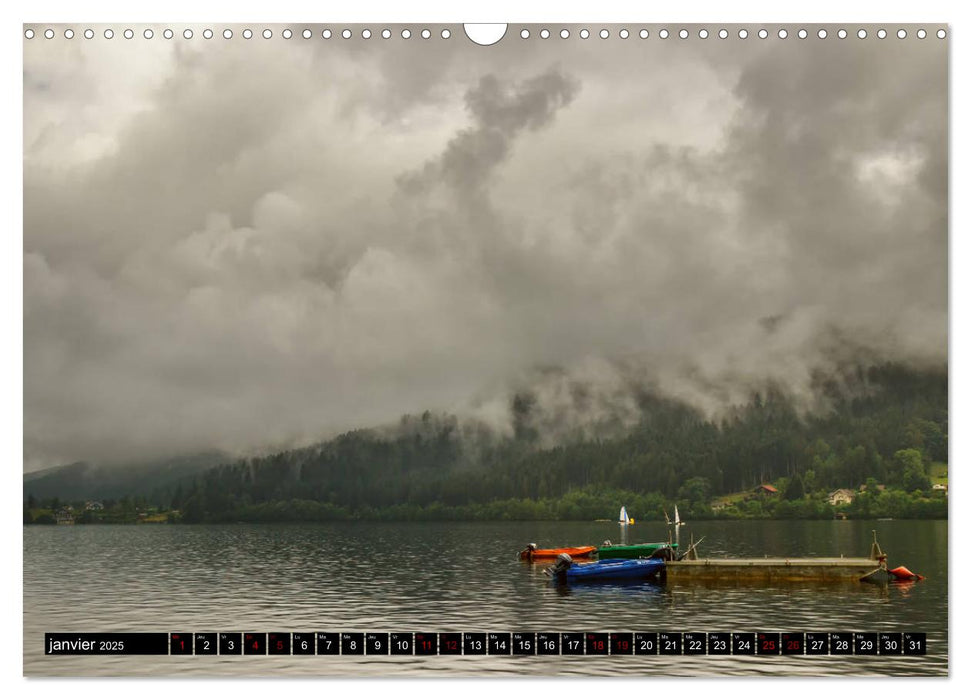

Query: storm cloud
<box><xmin>23</xmin><ymin>25</ymin><xmax>947</xmax><ymax>469</ymax></box>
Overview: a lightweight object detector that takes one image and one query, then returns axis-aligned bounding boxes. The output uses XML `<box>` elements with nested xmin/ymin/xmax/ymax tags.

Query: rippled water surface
<box><xmin>23</xmin><ymin>519</ymin><xmax>947</xmax><ymax>676</ymax></box>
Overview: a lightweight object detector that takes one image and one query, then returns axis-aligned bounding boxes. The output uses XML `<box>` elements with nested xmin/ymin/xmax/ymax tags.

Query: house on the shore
<box><xmin>753</xmin><ymin>484</ymin><xmax>778</xmax><ymax>496</ymax></box>
<box><xmin>828</xmin><ymin>488</ymin><xmax>855</xmax><ymax>506</ymax></box>
<box><xmin>55</xmin><ymin>508</ymin><xmax>75</xmax><ymax>525</ymax></box>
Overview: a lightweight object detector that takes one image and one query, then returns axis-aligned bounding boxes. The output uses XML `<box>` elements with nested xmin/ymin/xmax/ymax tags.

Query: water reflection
<box><xmin>550</xmin><ymin>580</ymin><xmax>668</xmax><ymax>600</ymax></box>
<box><xmin>24</xmin><ymin>519</ymin><xmax>946</xmax><ymax>676</ymax></box>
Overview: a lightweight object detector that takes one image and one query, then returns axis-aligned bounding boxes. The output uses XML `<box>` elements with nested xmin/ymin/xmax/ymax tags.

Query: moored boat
<box><xmin>546</xmin><ymin>553</ymin><xmax>665</xmax><ymax>583</ymax></box>
<box><xmin>597</xmin><ymin>541</ymin><xmax>677</xmax><ymax>559</ymax></box>
<box><xmin>664</xmin><ymin>505</ymin><xmax>686</xmax><ymax>526</ymax></box>
<box><xmin>519</xmin><ymin>543</ymin><xmax>598</xmax><ymax>561</ymax></box>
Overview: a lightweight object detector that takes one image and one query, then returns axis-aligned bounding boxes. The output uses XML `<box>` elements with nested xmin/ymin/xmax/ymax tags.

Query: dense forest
<box><xmin>138</xmin><ymin>363</ymin><xmax>946</xmax><ymax>522</ymax></box>
<box><xmin>24</xmin><ymin>363</ymin><xmax>947</xmax><ymax>523</ymax></box>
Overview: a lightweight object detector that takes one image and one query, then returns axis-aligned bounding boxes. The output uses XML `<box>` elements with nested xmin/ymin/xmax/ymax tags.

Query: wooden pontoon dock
<box><xmin>664</xmin><ymin>556</ymin><xmax>881</xmax><ymax>582</ymax></box>
<box><xmin>661</xmin><ymin>530</ymin><xmax>889</xmax><ymax>583</ymax></box>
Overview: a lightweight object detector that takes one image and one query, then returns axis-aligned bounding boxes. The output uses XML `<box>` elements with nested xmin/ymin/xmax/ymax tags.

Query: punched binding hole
<box><xmin>464</xmin><ymin>24</ymin><xmax>507</xmax><ymax>45</ymax></box>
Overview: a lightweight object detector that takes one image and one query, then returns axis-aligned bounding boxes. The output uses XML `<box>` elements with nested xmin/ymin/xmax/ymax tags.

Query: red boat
<box><xmin>519</xmin><ymin>543</ymin><xmax>597</xmax><ymax>561</ymax></box>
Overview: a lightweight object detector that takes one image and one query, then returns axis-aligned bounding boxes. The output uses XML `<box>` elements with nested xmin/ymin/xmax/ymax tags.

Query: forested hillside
<box><xmin>161</xmin><ymin>363</ymin><xmax>946</xmax><ymax>522</ymax></box>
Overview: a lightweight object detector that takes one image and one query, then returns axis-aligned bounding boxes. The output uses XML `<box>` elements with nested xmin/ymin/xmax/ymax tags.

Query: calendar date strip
<box><xmin>45</xmin><ymin>631</ymin><xmax>927</xmax><ymax>656</ymax></box>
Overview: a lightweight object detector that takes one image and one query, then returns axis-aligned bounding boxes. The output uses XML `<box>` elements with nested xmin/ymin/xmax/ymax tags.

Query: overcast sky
<box><xmin>23</xmin><ymin>25</ymin><xmax>948</xmax><ymax>470</ymax></box>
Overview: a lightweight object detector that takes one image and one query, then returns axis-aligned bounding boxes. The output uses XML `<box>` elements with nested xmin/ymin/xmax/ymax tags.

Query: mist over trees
<box><xmin>160</xmin><ymin>363</ymin><xmax>946</xmax><ymax>522</ymax></box>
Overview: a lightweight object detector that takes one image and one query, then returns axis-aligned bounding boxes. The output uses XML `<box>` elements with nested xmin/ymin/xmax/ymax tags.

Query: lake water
<box><xmin>23</xmin><ymin>519</ymin><xmax>948</xmax><ymax>676</ymax></box>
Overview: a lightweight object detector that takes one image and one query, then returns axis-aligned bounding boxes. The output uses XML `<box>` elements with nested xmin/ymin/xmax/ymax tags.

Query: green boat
<box><xmin>597</xmin><ymin>541</ymin><xmax>677</xmax><ymax>559</ymax></box>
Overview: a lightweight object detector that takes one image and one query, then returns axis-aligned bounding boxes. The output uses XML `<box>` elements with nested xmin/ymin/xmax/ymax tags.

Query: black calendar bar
<box><xmin>45</xmin><ymin>633</ymin><xmax>169</xmax><ymax>655</ymax></box>
<box><xmin>43</xmin><ymin>632</ymin><xmax>929</xmax><ymax>655</ymax></box>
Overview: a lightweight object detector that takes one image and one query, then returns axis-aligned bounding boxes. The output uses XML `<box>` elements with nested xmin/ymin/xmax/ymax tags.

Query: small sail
<box><xmin>674</xmin><ymin>504</ymin><xmax>685</xmax><ymax>526</ymax></box>
<box><xmin>619</xmin><ymin>506</ymin><xmax>630</xmax><ymax>524</ymax></box>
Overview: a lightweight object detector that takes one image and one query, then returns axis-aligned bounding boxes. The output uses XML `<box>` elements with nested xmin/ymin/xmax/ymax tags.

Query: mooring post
<box><xmin>870</xmin><ymin>530</ymin><xmax>885</xmax><ymax>561</ymax></box>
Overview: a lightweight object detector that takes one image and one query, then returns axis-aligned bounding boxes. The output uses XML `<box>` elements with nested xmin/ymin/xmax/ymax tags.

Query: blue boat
<box><xmin>545</xmin><ymin>553</ymin><xmax>665</xmax><ymax>584</ymax></box>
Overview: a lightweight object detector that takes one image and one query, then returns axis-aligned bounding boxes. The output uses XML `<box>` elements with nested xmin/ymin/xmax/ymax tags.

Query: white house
<box><xmin>828</xmin><ymin>489</ymin><xmax>855</xmax><ymax>506</ymax></box>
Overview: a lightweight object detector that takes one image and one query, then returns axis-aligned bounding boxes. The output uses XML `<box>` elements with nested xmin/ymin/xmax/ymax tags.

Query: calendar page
<box><xmin>22</xmin><ymin>19</ymin><xmax>948</xmax><ymax>678</ymax></box>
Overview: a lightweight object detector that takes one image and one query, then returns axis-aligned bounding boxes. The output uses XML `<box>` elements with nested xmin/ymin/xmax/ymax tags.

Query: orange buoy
<box><xmin>888</xmin><ymin>565</ymin><xmax>925</xmax><ymax>581</ymax></box>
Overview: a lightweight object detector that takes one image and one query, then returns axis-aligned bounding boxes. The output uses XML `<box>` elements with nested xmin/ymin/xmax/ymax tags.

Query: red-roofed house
<box><xmin>754</xmin><ymin>484</ymin><xmax>778</xmax><ymax>495</ymax></box>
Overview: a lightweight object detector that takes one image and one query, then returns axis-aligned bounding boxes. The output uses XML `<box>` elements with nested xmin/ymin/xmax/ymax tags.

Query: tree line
<box><xmin>150</xmin><ymin>363</ymin><xmax>946</xmax><ymax>522</ymax></box>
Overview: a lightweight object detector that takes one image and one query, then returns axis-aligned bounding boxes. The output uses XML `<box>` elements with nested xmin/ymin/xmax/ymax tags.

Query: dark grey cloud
<box><xmin>23</xmin><ymin>26</ymin><xmax>947</xmax><ymax>469</ymax></box>
<box><xmin>400</xmin><ymin>69</ymin><xmax>578</xmax><ymax>197</ymax></box>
